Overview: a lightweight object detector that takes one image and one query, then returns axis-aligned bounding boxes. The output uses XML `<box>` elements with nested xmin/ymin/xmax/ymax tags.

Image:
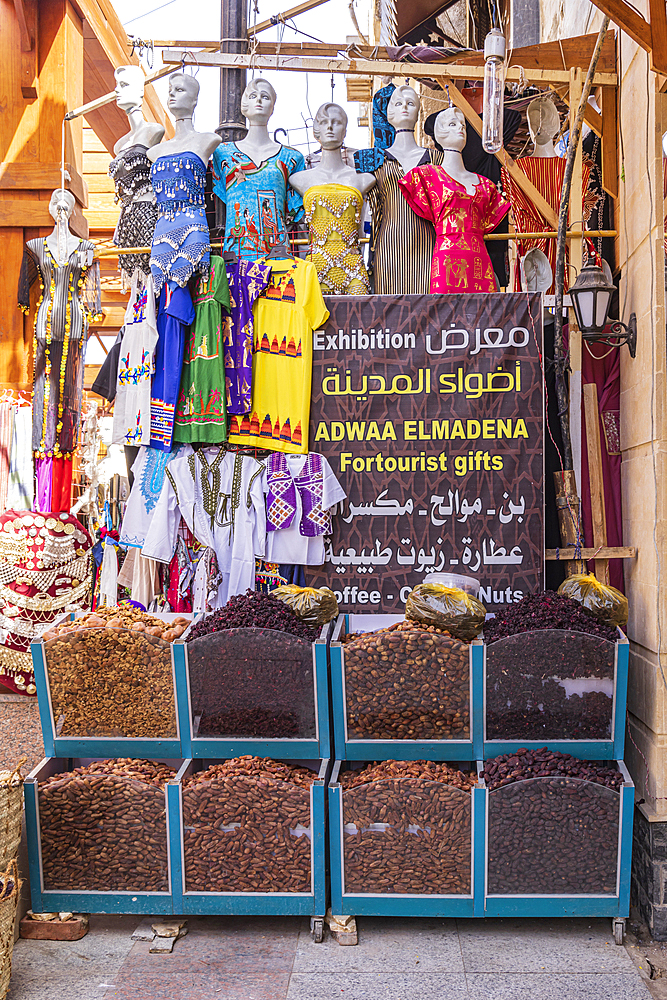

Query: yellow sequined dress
<box><xmin>303</xmin><ymin>184</ymin><xmax>370</xmax><ymax>295</ymax></box>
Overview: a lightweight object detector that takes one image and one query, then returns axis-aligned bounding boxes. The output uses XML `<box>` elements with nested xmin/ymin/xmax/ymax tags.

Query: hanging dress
<box><xmin>19</xmin><ymin>238</ymin><xmax>100</xmax><ymax>511</ymax></box>
<box><xmin>354</xmin><ymin>147</ymin><xmax>443</xmax><ymax>294</ymax></box>
<box><xmin>108</xmin><ymin>143</ymin><xmax>157</xmax><ymax>289</ymax></box>
<box><xmin>223</xmin><ymin>258</ymin><xmax>272</xmax><ymax>416</ymax></box>
<box><xmin>112</xmin><ymin>272</ymin><xmax>158</xmax><ymax>447</ymax></box>
<box><xmin>173</xmin><ymin>255</ymin><xmax>232</xmax><ymax>444</ymax></box>
<box><xmin>501</xmin><ymin>157</ymin><xmax>593</xmax><ymax>293</ymax></box>
<box><xmin>227</xmin><ymin>257</ymin><xmax>329</xmax><ymax>454</ymax></box>
<box><xmin>149</xmin><ymin>151</ymin><xmax>211</xmax><ymax>294</ymax></box>
<box><xmin>150</xmin><ymin>283</ymin><xmax>195</xmax><ymax>452</ymax></box>
<box><xmin>398</xmin><ymin>165</ymin><xmax>510</xmax><ymax>294</ymax></box>
<box><xmin>212</xmin><ymin>144</ymin><xmax>306</xmax><ymax>260</ymax></box>
<box><xmin>303</xmin><ymin>184</ymin><xmax>370</xmax><ymax>295</ymax></box>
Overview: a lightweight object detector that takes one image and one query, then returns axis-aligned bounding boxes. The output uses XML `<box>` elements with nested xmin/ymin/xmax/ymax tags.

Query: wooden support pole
<box><xmin>601</xmin><ymin>86</ymin><xmax>619</xmax><ymax>198</ymax></box>
<box><xmin>248</xmin><ymin>0</ymin><xmax>331</xmax><ymax>35</ymax></box>
<box><xmin>583</xmin><ymin>382</ymin><xmax>610</xmax><ymax>583</ymax></box>
<box><xmin>569</xmin><ymin>65</ymin><xmax>584</xmax><ymax>496</ymax></box>
<box><xmin>546</xmin><ymin>546</ymin><xmax>636</xmax><ymax>560</ymax></box>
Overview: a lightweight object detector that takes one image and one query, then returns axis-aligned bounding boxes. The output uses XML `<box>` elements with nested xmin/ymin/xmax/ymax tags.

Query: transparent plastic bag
<box><xmin>557</xmin><ymin>573</ymin><xmax>628</xmax><ymax>628</ymax></box>
<box><xmin>405</xmin><ymin>584</ymin><xmax>486</xmax><ymax>640</ymax></box>
<box><xmin>271</xmin><ymin>585</ymin><xmax>339</xmax><ymax>628</ymax></box>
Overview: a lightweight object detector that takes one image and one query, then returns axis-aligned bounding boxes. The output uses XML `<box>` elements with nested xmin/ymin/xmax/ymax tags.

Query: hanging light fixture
<box><xmin>568</xmin><ymin>259</ymin><xmax>637</xmax><ymax>357</ymax></box>
<box><xmin>482</xmin><ymin>28</ymin><xmax>506</xmax><ymax>153</ymax></box>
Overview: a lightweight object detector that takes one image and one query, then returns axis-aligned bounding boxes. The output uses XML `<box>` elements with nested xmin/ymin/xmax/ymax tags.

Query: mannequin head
<box><xmin>521</xmin><ymin>248</ymin><xmax>552</xmax><ymax>292</ymax></box>
<box><xmin>527</xmin><ymin>97</ymin><xmax>560</xmax><ymax>147</ymax></box>
<box><xmin>434</xmin><ymin>107</ymin><xmax>467</xmax><ymax>151</ymax></box>
<box><xmin>48</xmin><ymin>188</ymin><xmax>75</xmax><ymax>223</ymax></box>
<box><xmin>114</xmin><ymin>65</ymin><xmax>145</xmax><ymax>113</ymax></box>
<box><xmin>167</xmin><ymin>73</ymin><xmax>200</xmax><ymax>120</ymax></box>
<box><xmin>312</xmin><ymin>103</ymin><xmax>348</xmax><ymax>149</ymax></box>
<box><xmin>241</xmin><ymin>78</ymin><xmax>277</xmax><ymax>125</ymax></box>
<box><xmin>387</xmin><ymin>85</ymin><xmax>420</xmax><ymax>130</ymax></box>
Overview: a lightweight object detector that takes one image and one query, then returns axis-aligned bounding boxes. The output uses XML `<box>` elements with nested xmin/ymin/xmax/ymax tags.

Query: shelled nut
<box><xmin>341</xmin><ymin>761</ymin><xmax>474</xmax><ymax>895</ymax></box>
<box><xmin>39</xmin><ymin>759</ymin><xmax>174</xmax><ymax>892</ymax></box>
<box><xmin>342</xmin><ymin>624</ymin><xmax>470</xmax><ymax>740</ymax></box>
<box><xmin>44</xmin><ymin>628</ymin><xmax>176</xmax><ymax>738</ymax></box>
<box><xmin>182</xmin><ymin>757</ymin><xmax>315</xmax><ymax>893</ymax></box>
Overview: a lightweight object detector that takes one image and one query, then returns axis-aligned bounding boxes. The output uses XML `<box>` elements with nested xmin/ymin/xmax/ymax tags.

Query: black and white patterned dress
<box><xmin>109</xmin><ymin>143</ymin><xmax>158</xmax><ymax>288</ymax></box>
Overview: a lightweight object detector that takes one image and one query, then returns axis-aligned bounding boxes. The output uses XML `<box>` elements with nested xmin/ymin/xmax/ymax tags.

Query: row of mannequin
<box><xmin>109</xmin><ymin>67</ymin><xmax>577</xmax><ymax>298</ymax></box>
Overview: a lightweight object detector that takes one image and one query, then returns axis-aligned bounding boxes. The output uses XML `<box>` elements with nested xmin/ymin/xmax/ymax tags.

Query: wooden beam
<box><xmin>0</xmin><ymin>162</ymin><xmax>88</xmax><ymax>209</ymax></box>
<box><xmin>550</xmin><ymin>84</ymin><xmax>603</xmax><ymax>137</ymax></box>
<box><xmin>0</xmin><ymin>200</ymin><xmax>88</xmax><ymax>237</ymax></box>
<box><xmin>13</xmin><ymin>0</ymin><xmax>32</xmax><ymax>50</ymax></box>
<box><xmin>649</xmin><ymin>0</ymin><xmax>667</xmax><ymax>74</ymax></box>
<box><xmin>588</xmin><ymin>0</ymin><xmax>652</xmax><ymax>52</ymax></box>
<box><xmin>583</xmin><ymin>382</ymin><xmax>610</xmax><ymax>583</ymax></box>
<box><xmin>161</xmin><ymin>49</ymin><xmax>618</xmax><ymax>86</ymax></box>
<box><xmin>601</xmin><ymin>86</ymin><xmax>618</xmax><ymax>198</ymax></box>
<box><xmin>248</xmin><ymin>0</ymin><xmax>331</xmax><ymax>35</ymax></box>
<box><xmin>73</xmin><ymin>0</ymin><xmax>169</xmax><ymax>132</ymax></box>
<box><xmin>546</xmin><ymin>546</ymin><xmax>636</xmax><ymax>559</ymax></box>
<box><xmin>446</xmin><ymin>84</ymin><xmax>560</xmax><ymax>230</ymax></box>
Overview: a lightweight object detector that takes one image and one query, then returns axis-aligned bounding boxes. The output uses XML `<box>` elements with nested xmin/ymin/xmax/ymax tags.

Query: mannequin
<box><xmin>527</xmin><ymin>96</ymin><xmax>560</xmax><ymax>158</ymax></box>
<box><xmin>110</xmin><ymin>66</ymin><xmax>164</xmax><ymax>288</ymax></box>
<box><xmin>290</xmin><ymin>103</ymin><xmax>373</xmax><ymax>294</ymax></box>
<box><xmin>501</xmin><ymin>95</ymin><xmax>594</xmax><ymax>293</ymax></box>
<box><xmin>399</xmin><ymin>107</ymin><xmax>510</xmax><ymax>294</ymax></box>
<box><xmin>355</xmin><ymin>85</ymin><xmax>443</xmax><ymax>294</ymax></box>
<box><xmin>521</xmin><ymin>248</ymin><xmax>553</xmax><ymax>292</ymax></box>
<box><xmin>18</xmin><ymin>190</ymin><xmax>99</xmax><ymax>512</ymax></box>
<box><xmin>291</xmin><ymin>104</ymin><xmax>374</xmax><ymax>195</ymax></box>
<box><xmin>212</xmin><ymin>78</ymin><xmax>306</xmax><ymax>260</ymax></box>
<box><xmin>113</xmin><ymin>65</ymin><xmax>164</xmax><ymax>156</ymax></box>
<box><xmin>148</xmin><ymin>73</ymin><xmax>214</xmax><ymax>293</ymax></box>
<box><xmin>385</xmin><ymin>86</ymin><xmax>430</xmax><ymax>172</ymax></box>
<box><xmin>146</xmin><ymin>73</ymin><xmax>220</xmax><ymax>165</ymax></box>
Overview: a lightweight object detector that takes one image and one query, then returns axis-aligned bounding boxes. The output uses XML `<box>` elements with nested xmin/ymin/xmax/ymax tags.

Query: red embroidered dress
<box><xmin>399</xmin><ymin>165</ymin><xmax>509</xmax><ymax>294</ymax></box>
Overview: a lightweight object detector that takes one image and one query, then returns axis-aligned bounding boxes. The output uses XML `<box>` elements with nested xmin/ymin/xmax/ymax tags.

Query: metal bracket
<box><xmin>582</xmin><ymin>313</ymin><xmax>637</xmax><ymax>357</ymax></box>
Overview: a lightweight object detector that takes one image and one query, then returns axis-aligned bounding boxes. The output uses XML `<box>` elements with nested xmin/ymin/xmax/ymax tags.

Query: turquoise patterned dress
<box><xmin>212</xmin><ymin>144</ymin><xmax>306</xmax><ymax>260</ymax></box>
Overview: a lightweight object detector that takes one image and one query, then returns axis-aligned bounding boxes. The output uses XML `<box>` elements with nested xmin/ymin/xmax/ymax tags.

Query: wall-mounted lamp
<box><xmin>568</xmin><ymin>259</ymin><xmax>637</xmax><ymax>357</ymax></box>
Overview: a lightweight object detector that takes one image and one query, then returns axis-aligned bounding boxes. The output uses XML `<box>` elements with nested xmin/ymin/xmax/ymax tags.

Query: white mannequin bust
<box><xmin>385</xmin><ymin>85</ymin><xmax>429</xmax><ymax>172</ymax></box>
<box><xmin>234</xmin><ymin>78</ymin><xmax>282</xmax><ymax>164</ymax></box>
<box><xmin>45</xmin><ymin>189</ymin><xmax>81</xmax><ymax>263</ymax></box>
<box><xmin>113</xmin><ymin>65</ymin><xmax>164</xmax><ymax>157</ymax></box>
<box><xmin>521</xmin><ymin>248</ymin><xmax>553</xmax><ymax>291</ymax></box>
<box><xmin>527</xmin><ymin>97</ymin><xmax>560</xmax><ymax>159</ymax></box>
<box><xmin>434</xmin><ymin>107</ymin><xmax>479</xmax><ymax>196</ymax></box>
<box><xmin>289</xmin><ymin>103</ymin><xmax>375</xmax><ymax>196</ymax></box>
<box><xmin>147</xmin><ymin>74</ymin><xmax>220</xmax><ymax>165</ymax></box>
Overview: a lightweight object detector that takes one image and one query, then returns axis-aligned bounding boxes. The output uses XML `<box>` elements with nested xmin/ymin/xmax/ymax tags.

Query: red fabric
<box><xmin>580</xmin><ymin>341</ymin><xmax>624</xmax><ymax>592</ymax></box>
<box><xmin>51</xmin><ymin>458</ymin><xmax>72</xmax><ymax>513</ymax></box>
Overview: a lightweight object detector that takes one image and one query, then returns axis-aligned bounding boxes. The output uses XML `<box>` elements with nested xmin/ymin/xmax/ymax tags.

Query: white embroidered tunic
<box><xmin>142</xmin><ymin>448</ymin><xmax>266</xmax><ymax>605</ymax></box>
<box><xmin>112</xmin><ymin>272</ymin><xmax>158</xmax><ymax>446</ymax></box>
<box><xmin>119</xmin><ymin>445</ymin><xmax>191</xmax><ymax>549</ymax></box>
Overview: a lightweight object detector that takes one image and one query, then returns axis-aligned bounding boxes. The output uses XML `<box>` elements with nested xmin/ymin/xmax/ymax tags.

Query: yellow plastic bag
<box><xmin>405</xmin><ymin>583</ymin><xmax>486</xmax><ymax>640</ymax></box>
<box><xmin>557</xmin><ymin>573</ymin><xmax>628</xmax><ymax>628</ymax></box>
<box><xmin>271</xmin><ymin>585</ymin><xmax>339</xmax><ymax>628</ymax></box>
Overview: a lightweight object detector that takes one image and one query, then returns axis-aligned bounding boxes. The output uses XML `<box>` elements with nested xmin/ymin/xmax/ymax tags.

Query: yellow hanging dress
<box><xmin>303</xmin><ymin>184</ymin><xmax>371</xmax><ymax>295</ymax></box>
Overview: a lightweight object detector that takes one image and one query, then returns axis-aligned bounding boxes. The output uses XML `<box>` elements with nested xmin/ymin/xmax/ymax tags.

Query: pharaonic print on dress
<box><xmin>398</xmin><ymin>166</ymin><xmax>509</xmax><ymax>294</ymax></box>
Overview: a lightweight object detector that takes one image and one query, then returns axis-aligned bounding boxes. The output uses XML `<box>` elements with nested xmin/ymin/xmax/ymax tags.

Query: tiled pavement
<box><xmin>7</xmin><ymin>914</ymin><xmax>654</xmax><ymax>1000</ymax></box>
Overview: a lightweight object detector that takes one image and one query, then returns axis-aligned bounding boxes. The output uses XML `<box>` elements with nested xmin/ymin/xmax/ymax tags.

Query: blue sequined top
<box><xmin>149</xmin><ymin>152</ymin><xmax>211</xmax><ymax>293</ymax></box>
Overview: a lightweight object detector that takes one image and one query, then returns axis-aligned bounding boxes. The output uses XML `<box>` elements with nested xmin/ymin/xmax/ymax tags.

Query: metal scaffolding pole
<box><xmin>217</xmin><ymin>0</ymin><xmax>248</xmax><ymax>142</ymax></box>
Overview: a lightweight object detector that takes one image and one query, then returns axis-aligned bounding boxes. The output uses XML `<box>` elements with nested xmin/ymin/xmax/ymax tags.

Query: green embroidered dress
<box><xmin>173</xmin><ymin>255</ymin><xmax>231</xmax><ymax>444</ymax></box>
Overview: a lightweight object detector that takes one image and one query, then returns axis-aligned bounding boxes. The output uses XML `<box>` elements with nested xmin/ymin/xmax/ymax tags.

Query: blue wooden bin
<box><xmin>169</xmin><ymin>758</ymin><xmax>329</xmax><ymax>917</ymax></box>
<box><xmin>482</xmin><ymin>759</ymin><xmax>634</xmax><ymax>919</ymax></box>
<box><xmin>31</xmin><ymin>614</ymin><xmax>191</xmax><ymax>759</ymax></box>
<box><xmin>24</xmin><ymin>757</ymin><xmax>179</xmax><ymax>915</ymax></box>
<box><xmin>330</xmin><ymin>614</ymin><xmax>484</xmax><ymax>761</ymax></box>
<box><xmin>483</xmin><ymin>628</ymin><xmax>629</xmax><ymax>760</ymax></box>
<box><xmin>173</xmin><ymin>623</ymin><xmax>331</xmax><ymax>759</ymax></box>
<box><xmin>329</xmin><ymin>760</ymin><xmax>486</xmax><ymax>917</ymax></box>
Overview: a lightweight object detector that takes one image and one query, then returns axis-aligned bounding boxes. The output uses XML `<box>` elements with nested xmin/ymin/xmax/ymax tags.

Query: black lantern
<box><xmin>568</xmin><ymin>260</ymin><xmax>637</xmax><ymax>357</ymax></box>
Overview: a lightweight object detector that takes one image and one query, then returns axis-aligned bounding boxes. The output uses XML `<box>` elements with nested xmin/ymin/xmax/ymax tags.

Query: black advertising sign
<box><xmin>305</xmin><ymin>293</ymin><xmax>544</xmax><ymax>613</ymax></box>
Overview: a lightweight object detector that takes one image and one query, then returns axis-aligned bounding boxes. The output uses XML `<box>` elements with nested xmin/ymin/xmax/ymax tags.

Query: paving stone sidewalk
<box><xmin>7</xmin><ymin>914</ymin><xmax>654</xmax><ymax>1000</ymax></box>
